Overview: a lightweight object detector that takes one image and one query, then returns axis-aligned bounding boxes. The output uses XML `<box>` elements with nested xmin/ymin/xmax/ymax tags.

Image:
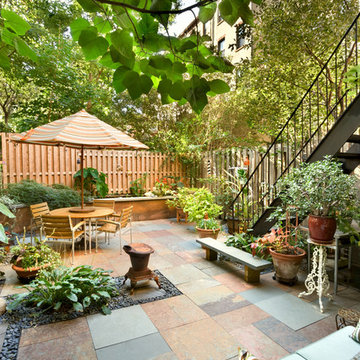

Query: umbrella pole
<box><xmin>81</xmin><ymin>144</ymin><xmax>84</xmax><ymax>209</ymax></box>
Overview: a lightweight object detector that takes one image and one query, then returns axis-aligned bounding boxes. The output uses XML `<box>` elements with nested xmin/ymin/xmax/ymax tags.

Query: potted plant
<box><xmin>274</xmin><ymin>157</ymin><xmax>358</xmax><ymax>244</ymax></box>
<box><xmin>252</xmin><ymin>213</ymin><xmax>306</xmax><ymax>285</ymax></box>
<box><xmin>10</xmin><ymin>238</ymin><xmax>62</xmax><ymax>282</ymax></box>
<box><xmin>166</xmin><ymin>187</ymin><xmax>197</xmax><ymax>223</ymax></box>
<box><xmin>183</xmin><ymin>187</ymin><xmax>223</xmax><ymax>239</ymax></box>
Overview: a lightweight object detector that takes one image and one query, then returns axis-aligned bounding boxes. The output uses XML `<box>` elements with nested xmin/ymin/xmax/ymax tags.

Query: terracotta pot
<box><xmin>270</xmin><ymin>248</ymin><xmax>306</xmax><ymax>285</ymax></box>
<box><xmin>12</xmin><ymin>259</ymin><xmax>50</xmax><ymax>280</ymax></box>
<box><xmin>196</xmin><ymin>227</ymin><xmax>220</xmax><ymax>240</ymax></box>
<box><xmin>308</xmin><ymin>215</ymin><xmax>336</xmax><ymax>244</ymax></box>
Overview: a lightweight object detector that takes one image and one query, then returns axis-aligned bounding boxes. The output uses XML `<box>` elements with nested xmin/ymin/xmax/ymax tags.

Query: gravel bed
<box><xmin>0</xmin><ymin>270</ymin><xmax>182</xmax><ymax>360</ymax></box>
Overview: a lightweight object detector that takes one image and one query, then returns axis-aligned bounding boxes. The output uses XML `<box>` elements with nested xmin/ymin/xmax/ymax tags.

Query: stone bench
<box><xmin>196</xmin><ymin>237</ymin><xmax>272</xmax><ymax>283</ymax></box>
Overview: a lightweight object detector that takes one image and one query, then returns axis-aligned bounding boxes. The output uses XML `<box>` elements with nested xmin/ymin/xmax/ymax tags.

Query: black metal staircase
<box><xmin>231</xmin><ymin>12</ymin><xmax>360</xmax><ymax>236</ymax></box>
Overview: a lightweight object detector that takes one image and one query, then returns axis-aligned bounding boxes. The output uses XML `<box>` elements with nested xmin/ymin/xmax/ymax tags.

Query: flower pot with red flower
<box><xmin>252</xmin><ymin>214</ymin><xmax>306</xmax><ymax>285</ymax></box>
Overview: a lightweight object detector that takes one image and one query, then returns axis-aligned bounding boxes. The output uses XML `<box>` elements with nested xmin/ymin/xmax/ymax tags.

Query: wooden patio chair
<box><xmin>30</xmin><ymin>202</ymin><xmax>50</xmax><ymax>243</ymax></box>
<box><xmin>41</xmin><ymin>215</ymin><xmax>86</xmax><ymax>264</ymax></box>
<box><xmin>95</xmin><ymin>206</ymin><xmax>133</xmax><ymax>253</ymax></box>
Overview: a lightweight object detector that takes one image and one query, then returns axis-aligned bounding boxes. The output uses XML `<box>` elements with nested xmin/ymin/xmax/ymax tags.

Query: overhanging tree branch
<box><xmin>94</xmin><ymin>0</ymin><xmax>216</xmax><ymax>14</ymax></box>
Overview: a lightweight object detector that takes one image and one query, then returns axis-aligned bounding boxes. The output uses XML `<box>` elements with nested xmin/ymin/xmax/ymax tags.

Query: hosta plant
<box><xmin>7</xmin><ymin>265</ymin><xmax>117</xmax><ymax>315</ymax></box>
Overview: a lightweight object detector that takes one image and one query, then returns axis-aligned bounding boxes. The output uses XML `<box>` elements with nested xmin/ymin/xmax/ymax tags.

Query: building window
<box><xmin>236</xmin><ymin>24</ymin><xmax>246</xmax><ymax>49</ymax></box>
<box><xmin>218</xmin><ymin>38</ymin><xmax>225</xmax><ymax>54</ymax></box>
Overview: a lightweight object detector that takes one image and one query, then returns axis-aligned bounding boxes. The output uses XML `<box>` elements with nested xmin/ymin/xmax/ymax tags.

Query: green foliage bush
<box><xmin>6</xmin><ymin>180</ymin><xmax>80</xmax><ymax>210</ymax></box>
<box><xmin>74</xmin><ymin>168</ymin><xmax>108</xmax><ymax>198</ymax></box>
<box><xmin>7</xmin><ymin>265</ymin><xmax>117</xmax><ymax>314</ymax></box>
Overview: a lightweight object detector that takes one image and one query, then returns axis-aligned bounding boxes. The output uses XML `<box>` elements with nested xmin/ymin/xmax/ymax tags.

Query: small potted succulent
<box><xmin>252</xmin><ymin>213</ymin><xmax>306</xmax><ymax>285</ymax></box>
<box><xmin>10</xmin><ymin>238</ymin><xmax>62</xmax><ymax>282</ymax></box>
<box><xmin>274</xmin><ymin>157</ymin><xmax>358</xmax><ymax>244</ymax></box>
<box><xmin>183</xmin><ymin>187</ymin><xmax>223</xmax><ymax>239</ymax></box>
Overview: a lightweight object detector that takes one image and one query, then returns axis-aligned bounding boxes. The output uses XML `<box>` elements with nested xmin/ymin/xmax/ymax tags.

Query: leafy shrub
<box><xmin>7</xmin><ymin>265</ymin><xmax>117</xmax><ymax>314</ymax></box>
<box><xmin>74</xmin><ymin>167</ymin><xmax>108</xmax><ymax>198</ymax></box>
<box><xmin>129</xmin><ymin>174</ymin><xmax>147</xmax><ymax>197</ymax></box>
<box><xmin>196</xmin><ymin>218</ymin><xmax>220</xmax><ymax>231</ymax></box>
<box><xmin>51</xmin><ymin>184</ymin><xmax>73</xmax><ymax>190</ymax></box>
<box><xmin>10</xmin><ymin>238</ymin><xmax>62</xmax><ymax>270</ymax></box>
<box><xmin>6</xmin><ymin>180</ymin><xmax>80</xmax><ymax>210</ymax></box>
<box><xmin>225</xmin><ymin>232</ymin><xmax>258</xmax><ymax>255</ymax></box>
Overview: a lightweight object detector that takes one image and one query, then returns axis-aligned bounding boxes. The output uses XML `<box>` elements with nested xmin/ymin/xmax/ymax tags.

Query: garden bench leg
<box><xmin>244</xmin><ymin>266</ymin><xmax>260</xmax><ymax>283</ymax></box>
<box><xmin>205</xmin><ymin>248</ymin><xmax>217</xmax><ymax>261</ymax></box>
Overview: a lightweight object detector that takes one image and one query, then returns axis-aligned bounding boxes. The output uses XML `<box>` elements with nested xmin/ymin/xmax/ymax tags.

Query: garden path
<box><xmin>2</xmin><ymin>218</ymin><xmax>360</xmax><ymax>360</ymax></box>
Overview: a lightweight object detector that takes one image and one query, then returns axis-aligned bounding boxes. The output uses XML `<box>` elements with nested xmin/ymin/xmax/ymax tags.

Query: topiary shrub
<box><xmin>6</xmin><ymin>180</ymin><xmax>80</xmax><ymax>210</ymax></box>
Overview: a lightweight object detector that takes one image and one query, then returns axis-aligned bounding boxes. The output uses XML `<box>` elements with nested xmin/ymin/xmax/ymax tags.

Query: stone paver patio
<box><xmin>2</xmin><ymin>218</ymin><xmax>360</xmax><ymax>360</ymax></box>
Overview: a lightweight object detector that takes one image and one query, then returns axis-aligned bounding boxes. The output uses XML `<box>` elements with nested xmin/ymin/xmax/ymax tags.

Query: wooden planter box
<box><xmin>0</xmin><ymin>205</ymin><xmax>32</xmax><ymax>234</ymax></box>
<box><xmin>98</xmin><ymin>196</ymin><xmax>176</xmax><ymax>221</ymax></box>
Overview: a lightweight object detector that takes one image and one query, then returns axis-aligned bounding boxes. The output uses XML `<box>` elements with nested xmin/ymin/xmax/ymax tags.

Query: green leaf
<box><xmin>83</xmin><ymin>296</ymin><xmax>91</xmax><ymax>308</ymax></box>
<box><xmin>172</xmin><ymin>62</ymin><xmax>186</xmax><ymax>75</ymax></box>
<box><xmin>138</xmin><ymin>14</ymin><xmax>158</xmax><ymax>36</ymax></box>
<box><xmin>110</xmin><ymin>44</ymin><xmax>135</xmax><ymax>69</ymax></box>
<box><xmin>99</xmin><ymin>52</ymin><xmax>120</xmax><ymax>69</ymax></box>
<box><xmin>143</xmin><ymin>34</ymin><xmax>167</xmax><ymax>52</ymax></box>
<box><xmin>199</xmin><ymin>3</ymin><xmax>217</xmax><ymax>24</ymax></box>
<box><xmin>70</xmin><ymin>18</ymin><xmax>91</xmax><ymax>41</ymax></box>
<box><xmin>169</xmin><ymin>80</ymin><xmax>185</xmax><ymax>100</ymax></box>
<box><xmin>54</xmin><ymin>301</ymin><xmax>62</xmax><ymax>311</ymax></box>
<box><xmin>0</xmin><ymin>225</ymin><xmax>8</xmax><ymax>244</ymax></box>
<box><xmin>77</xmin><ymin>0</ymin><xmax>101</xmax><ymax>12</ymax></box>
<box><xmin>110</xmin><ymin>30</ymin><xmax>133</xmax><ymax>58</ymax></box>
<box><xmin>66</xmin><ymin>292</ymin><xmax>78</xmax><ymax>302</ymax></box>
<box><xmin>185</xmin><ymin>76</ymin><xmax>210</xmax><ymax>113</ymax></box>
<box><xmin>150</xmin><ymin>0</ymin><xmax>171</xmax><ymax>26</ymax></box>
<box><xmin>209</xmin><ymin>79</ymin><xmax>230</xmax><ymax>94</ymax></box>
<box><xmin>149</xmin><ymin>55</ymin><xmax>172</xmax><ymax>71</ymax></box>
<box><xmin>97</xmin><ymin>290</ymin><xmax>110</xmax><ymax>298</ymax></box>
<box><xmin>219</xmin><ymin>0</ymin><xmax>238</xmax><ymax>26</ymax></box>
<box><xmin>140</xmin><ymin>75</ymin><xmax>153</xmax><ymax>94</ymax></box>
<box><xmin>0</xmin><ymin>203</ymin><xmax>14</xmax><ymax>218</ymax></box>
<box><xmin>178</xmin><ymin>40</ymin><xmax>197</xmax><ymax>52</ymax></box>
<box><xmin>157</xmin><ymin>78</ymin><xmax>172</xmax><ymax>104</ymax></box>
<box><xmin>78</xmin><ymin>30</ymin><xmax>108</xmax><ymax>60</ymax></box>
<box><xmin>73</xmin><ymin>302</ymin><xmax>84</xmax><ymax>312</ymax></box>
<box><xmin>94</xmin><ymin>16</ymin><xmax>112</xmax><ymax>34</ymax></box>
<box><xmin>13</xmin><ymin>37</ymin><xmax>37</xmax><ymax>62</ymax></box>
<box><xmin>1</xmin><ymin>9</ymin><xmax>31</xmax><ymax>35</ymax></box>
<box><xmin>101</xmin><ymin>305</ymin><xmax>111</xmax><ymax>315</ymax></box>
<box><xmin>123</xmin><ymin>71</ymin><xmax>142</xmax><ymax>100</ymax></box>
<box><xmin>0</xmin><ymin>50</ymin><xmax>10</xmax><ymax>70</ymax></box>
<box><xmin>1</xmin><ymin>28</ymin><xmax>16</xmax><ymax>45</ymax></box>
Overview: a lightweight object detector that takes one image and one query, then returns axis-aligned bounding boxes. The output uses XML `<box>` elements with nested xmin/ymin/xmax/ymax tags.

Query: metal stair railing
<box><xmin>231</xmin><ymin>12</ymin><xmax>360</xmax><ymax>233</ymax></box>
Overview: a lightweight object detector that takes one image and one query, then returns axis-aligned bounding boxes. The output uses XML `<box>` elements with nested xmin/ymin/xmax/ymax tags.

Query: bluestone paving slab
<box><xmin>135</xmin><ymin>224</ymin><xmax>172</xmax><ymax>232</ymax></box>
<box><xmin>240</xmin><ymin>283</ymin><xmax>287</xmax><ymax>303</ymax></box>
<box><xmin>96</xmin><ymin>333</ymin><xmax>171</xmax><ymax>360</ymax></box>
<box><xmin>177</xmin><ymin>277</ymin><xmax>221</xmax><ymax>294</ymax></box>
<box><xmin>253</xmin><ymin>316</ymin><xmax>310</xmax><ymax>353</ymax></box>
<box><xmin>255</xmin><ymin>293</ymin><xmax>327</xmax><ymax>330</ymax></box>
<box><xmin>186</xmin><ymin>284</ymin><xmax>234</xmax><ymax>306</ymax></box>
<box><xmin>160</xmin><ymin>263</ymin><xmax>211</xmax><ymax>285</ymax></box>
<box><xmin>87</xmin><ymin>305</ymin><xmax>157</xmax><ymax>349</ymax></box>
<box><xmin>200</xmin><ymin>293</ymin><xmax>251</xmax><ymax>317</ymax></box>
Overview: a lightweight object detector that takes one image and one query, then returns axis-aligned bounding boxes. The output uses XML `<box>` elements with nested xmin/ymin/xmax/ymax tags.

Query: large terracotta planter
<box><xmin>12</xmin><ymin>259</ymin><xmax>50</xmax><ymax>281</ymax></box>
<box><xmin>308</xmin><ymin>215</ymin><xmax>336</xmax><ymax>244</ymax></box>
<box><xmin>196</xmin><ymin>227</ymin><xmax>220</xmax><ymax>240</ymax></box>
<box><xmin>270</xmin><ymin>248</ymin><xmax>306</xmax><ymax>285</ymax></box>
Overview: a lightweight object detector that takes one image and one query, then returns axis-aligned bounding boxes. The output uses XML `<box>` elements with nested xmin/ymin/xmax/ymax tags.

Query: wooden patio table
<box><xmin>49</xmin><ymin>206</ymin><xmax>114</xmax><ymax>253</ymax></box>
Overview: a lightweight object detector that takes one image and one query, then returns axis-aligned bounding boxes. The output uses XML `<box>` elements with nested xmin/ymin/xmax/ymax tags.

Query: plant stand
<box><xmin>298</xmin><ymin>239</ymin><xmax>333</xmax><ymax>313</ymax></box>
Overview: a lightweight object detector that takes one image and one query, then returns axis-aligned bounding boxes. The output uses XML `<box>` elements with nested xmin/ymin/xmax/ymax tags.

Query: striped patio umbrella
<box><xmin>11</xmin><ymin>109</ymin><xmax>148</xmax><ymax>211</ymax></box>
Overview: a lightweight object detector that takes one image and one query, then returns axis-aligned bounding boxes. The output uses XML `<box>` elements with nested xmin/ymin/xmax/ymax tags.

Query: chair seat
<box><xmin>47</xmin><ymin>230</ymin><xmax>84</xmax><ymax>240</ymax></box>
<box><xmin>98</xmin><ymin>223</ymin><xmax>118</xmax><ymax>233</ymax></box>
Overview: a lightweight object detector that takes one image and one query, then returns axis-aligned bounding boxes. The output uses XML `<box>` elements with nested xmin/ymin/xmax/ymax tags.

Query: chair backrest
<box><xmin>30</xmin><ymin>202</ymin><xmax>50</xmax><ymax>227</ymax></box>
<box><xmin>93</xmin><ymin>199</ymin><xmax>115</xmax><ymax>210</ymax></box>
<box><xmin>120</xmin><ymin>206</ymin><xmax>133</xmax><ymax>228</ymax></box>
<box><xmin>41</xmin><ymin>215</ymin><xmax>73</xmax><ymax>238</ymax></box>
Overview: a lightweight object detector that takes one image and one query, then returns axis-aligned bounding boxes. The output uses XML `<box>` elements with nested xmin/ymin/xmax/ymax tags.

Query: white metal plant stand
<box><xmin>298</xmin><ymin>239</ymin><xmax>333</xmax><ymax>313</ymax></box>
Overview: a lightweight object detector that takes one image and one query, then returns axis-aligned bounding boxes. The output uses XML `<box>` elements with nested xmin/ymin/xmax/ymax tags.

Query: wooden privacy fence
<box><xmin>0</xmin><ymin>133</ymin><xmax>188</xmax><ymax>194</ymax></box>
